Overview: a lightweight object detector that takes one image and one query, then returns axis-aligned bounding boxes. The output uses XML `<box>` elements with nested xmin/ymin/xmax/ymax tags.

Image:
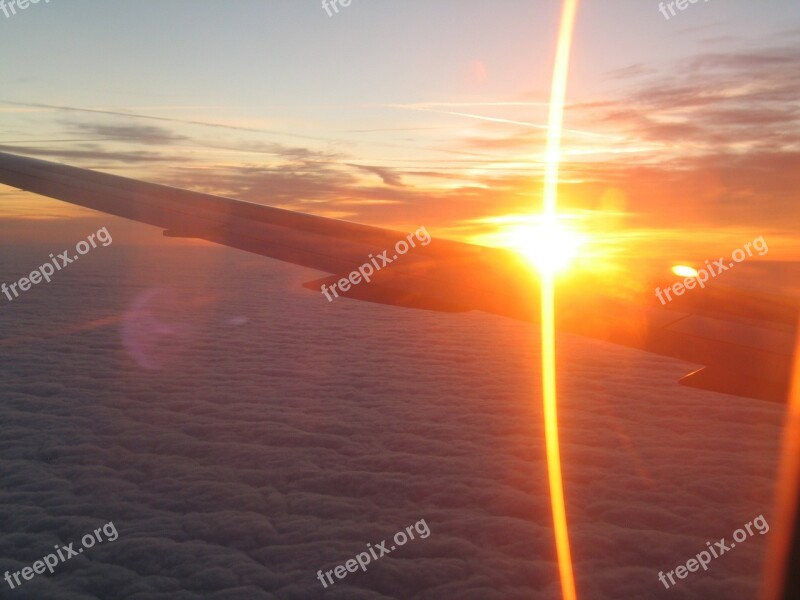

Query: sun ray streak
<box><xmin>540</xmin><ymin>2</ymin><xmax>580</xmax><ymax>600</ymax></box>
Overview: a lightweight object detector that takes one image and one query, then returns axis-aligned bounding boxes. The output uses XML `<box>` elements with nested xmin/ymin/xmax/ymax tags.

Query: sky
<box><xmin>1</xmin><ymin>0</ymin><xmax>800</xmax><ymax>261</ymax></box>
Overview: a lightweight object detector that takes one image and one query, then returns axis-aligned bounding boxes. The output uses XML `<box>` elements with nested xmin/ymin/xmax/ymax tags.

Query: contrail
<box><xmin>386</xmin><ymin>103</ymin><xmax>617</xmax><ymax>140</ymax></box>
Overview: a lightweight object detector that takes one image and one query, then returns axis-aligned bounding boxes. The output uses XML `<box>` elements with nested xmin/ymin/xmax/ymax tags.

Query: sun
<box><xmin>503</xmin><ymin>218</ymin><xmax>584</xmax><ymax>275</ymax></box>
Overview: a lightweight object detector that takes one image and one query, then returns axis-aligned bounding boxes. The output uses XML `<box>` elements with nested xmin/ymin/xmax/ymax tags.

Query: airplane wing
<box><xmin>0</xmin><ymin>151</ymin><xmax>796</xmax><ymax>403</ymax></box>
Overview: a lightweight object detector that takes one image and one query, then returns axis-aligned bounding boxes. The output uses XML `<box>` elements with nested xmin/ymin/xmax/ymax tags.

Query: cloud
<box><xmin>0</xmin><ymin>144</ymin><xmax>180</xmax><ymax>164</ymax></box>
<box><xmin>0</xmin><ymin>237</ymin><xmax>784</xmax><ymax>599</ymax></box>
<box><xmin>347</xmin><ymin>164</ymin><xmax>405</xmax><ymax>187</ymax></box>
<box><xmin>66</xmin><ymin>123</ymin><xmax>188</xmax><ymax>146</ymax></box>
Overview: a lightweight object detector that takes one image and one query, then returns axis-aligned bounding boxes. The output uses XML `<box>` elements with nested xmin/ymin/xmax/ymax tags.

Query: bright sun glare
<box><xmin>505</xmin><ymin>219</ymin><xmax>584</xmax><ymax>275</ymax></box>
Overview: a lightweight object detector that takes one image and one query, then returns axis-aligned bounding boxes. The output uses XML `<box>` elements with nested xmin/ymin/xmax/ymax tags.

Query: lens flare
<box><xmin>539</xmin><ymin>2</ymin><xmax>580</xmax><ymax>600</ymax></box>
<box><xmin>672</xmin><ymin>265</ymin><xmax>699</xmax><ymax>278</ymax></box>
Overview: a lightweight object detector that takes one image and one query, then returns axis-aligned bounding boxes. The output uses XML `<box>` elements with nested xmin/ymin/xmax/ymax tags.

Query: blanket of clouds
<box><xmin>0</xmin><ymin>221</ymin><xmax>785</xmax><ymax>599</ymax></box>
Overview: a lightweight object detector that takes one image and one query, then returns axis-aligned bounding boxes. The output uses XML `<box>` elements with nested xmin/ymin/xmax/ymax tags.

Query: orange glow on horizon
<box><xmin>540</xmin><ymin>2</ymin><xmax>579</xmax><ymax>600</ymax></box>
